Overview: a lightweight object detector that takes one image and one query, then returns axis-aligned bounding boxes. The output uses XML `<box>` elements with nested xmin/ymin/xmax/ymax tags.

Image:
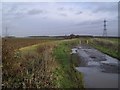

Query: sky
<box><xmin>1</xmin><ymin>2</ymin><xmax>118</xmax><ymax>37</ymax></box>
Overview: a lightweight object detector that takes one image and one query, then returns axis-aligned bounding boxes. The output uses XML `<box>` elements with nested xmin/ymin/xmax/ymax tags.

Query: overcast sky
<box><xmin>1</xmin><ymin>2</ymin><xmax>118</xmax><ymax>37</ymax></box>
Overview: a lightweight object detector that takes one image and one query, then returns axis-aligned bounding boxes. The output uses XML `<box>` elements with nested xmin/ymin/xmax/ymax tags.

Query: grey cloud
<box><xmin>92</xmin><ymin>2</ymin><xmax>118</xmax><ymax>13</ymax></box>
<box><xmin>59</xmin><ymin>13</ymin><xmax>67</xmax><ymax>17</ymax></box>
<box><xmin>58</xmin><ymin>7</ymin><xmax>74</xmax><ymax>12</ymax></box>
<box><xmin>75</xmin><ymin>11</ymin><xmax>82</xmax><ymax>15</ymax></box>
<box><xmin>7</xmin><ymin>5</ymin><xmax>18</xmax><ymax>13</ymax></box>
<box><xmin>27</xmin><ymin>9</ymin><xmax>45</xmax><ymax>15</ymax></box>
<box><xmin>2</xmin><ymin>2</ymin><xmax>118</xmax><ymax>37</ymax></box>
<box><xmin>69</xmin><ymin>8</ymin><xmax>74</xmax><ymax>11</ymax></box>
<box><xmin>75</xmin><ymin>20</ymin><xmax>102</xmax><ymax>27</ymax></box>
<box><xmin>57</xmin><ymin>7</ymin><xmax>65</xmax><ymax>11</ymax></box>
<box><xmin>42</xmin><ymin>16</ymin><xmax>47</xmax><ymax>19</ymax></box>
<box><xmin>3</xmin><ymin>4</ymin><xmax>27</xmax><ymax>20</ymax></box>
<box><xmin>75</xmin><ymin>21</ymin><xmax>91</xmax><ymax>26</ymax></box>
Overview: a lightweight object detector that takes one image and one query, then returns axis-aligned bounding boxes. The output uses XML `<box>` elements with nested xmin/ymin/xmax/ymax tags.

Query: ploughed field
<box><xmin>2</xmin><ymin>38</ymin><xmax>54</xmax><ymax>50</ymax></box>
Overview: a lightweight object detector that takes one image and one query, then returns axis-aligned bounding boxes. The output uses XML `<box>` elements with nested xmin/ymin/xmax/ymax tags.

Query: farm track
<box><xmin>74</xmin><ymin>44</ymin><xmax>119</xmax><ymax>88</ymax></box>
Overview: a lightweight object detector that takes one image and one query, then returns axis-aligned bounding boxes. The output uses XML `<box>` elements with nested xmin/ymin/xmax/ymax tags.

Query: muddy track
<box><xmin>72</xmin><ymin>44</ymin><xmax>119</xmax><ymax>88</ymax></box>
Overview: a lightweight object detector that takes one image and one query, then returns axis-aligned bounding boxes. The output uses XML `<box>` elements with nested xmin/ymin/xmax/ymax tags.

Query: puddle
<box><xmin>76</xmin><ymin>67</ymin><xmax>118</xmax><ymax>88</ymax></box>
<box><xmin>87</xmin><ymin>61</ymin><xmax>100</xmax><ymax>66</ymax></box>
<box><xmin>73</xmin><ymin>45</ymin><xmax>119</xmax><ymax>88</ymax></box>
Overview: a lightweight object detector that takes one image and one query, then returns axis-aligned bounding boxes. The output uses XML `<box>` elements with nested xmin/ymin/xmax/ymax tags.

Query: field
<box><xmin>2</xmin><ymin>37</ymin><xmax>84</xmax><ymax>88</ymax></box>
<box><xmin>1</xmin><ymin>37</ymin><xmax>119</xmax><ymax>88</ymax></box>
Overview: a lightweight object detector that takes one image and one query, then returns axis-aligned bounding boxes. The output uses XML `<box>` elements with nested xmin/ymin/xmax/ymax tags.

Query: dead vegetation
<box><xmin>2</xmin><ymin>38</ymin><xmax>84</xmax><ymax>88</ymax></box>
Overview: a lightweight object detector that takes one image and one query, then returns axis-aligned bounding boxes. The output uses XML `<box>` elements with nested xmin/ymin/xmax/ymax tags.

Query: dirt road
<box><xmin>72</xmin><ymin>45</ymin><xmax>119</xmax><ymax>88</ymax></box>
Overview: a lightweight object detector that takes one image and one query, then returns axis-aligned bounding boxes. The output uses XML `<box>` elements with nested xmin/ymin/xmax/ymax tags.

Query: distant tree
<box><xmin>70</xmin><ymin>34</ymin><xmax>75</xmax><ymax>39</ymax></box>
<box><xmin>75</xmin><ymin>35</ymin><xmax>80</xmax><ymax>38</ymax></box>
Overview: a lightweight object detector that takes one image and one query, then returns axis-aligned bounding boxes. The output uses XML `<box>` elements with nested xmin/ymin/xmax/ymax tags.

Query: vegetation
<box><xmin>2</xmin><ymin>38</ymin><xmax>56</xmax><ymax>88</ymax></box>
<box><xmin>3</xmin><ymin>36</ymin><xmax>118</xmax><ymax>89</ymax></box>
<box><xmin>2</xmin><ymin>38</ymin><xmax>84</xmax><ymax>88</ymax></box>
<box><xmin>53</xmin><ymin>39</ymin><xmax>84</xmax><ymax>88</ymax></box>
<box><xmin>0</xmin><ymin>38</ymin><xmax>1</xmax><ymax>66</ymax></box>
<box><xmin>89</xmin><ymin>38</ymin><xmax>120</xmax><ymax>60</ymax></box>
<box><xmin>2</xmin><ymin>38</ymin><xmax>53</xmax><ymax>50</ymax></box>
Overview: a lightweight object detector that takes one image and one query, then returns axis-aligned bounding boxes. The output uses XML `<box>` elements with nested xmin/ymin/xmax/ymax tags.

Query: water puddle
<box><xmin>73</xmin><ymin>45</ymin><xmax>119</xmax><ymax>88</ymax></box>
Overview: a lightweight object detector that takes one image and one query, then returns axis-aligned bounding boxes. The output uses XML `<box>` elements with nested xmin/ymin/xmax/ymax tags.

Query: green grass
<box><xmin>53</xmin><ymin>39</ymin><xmax>84</xmax><ymax>88</ymax></box>
<box><xmin>89</xmin><ymin>38</ymin><xmax>120</xmax><ymax>60</ymax></box>
<box><xmin>91</xmin><ymin>43</ymin><xmax>118</xmax><ymax>58</ymax></box>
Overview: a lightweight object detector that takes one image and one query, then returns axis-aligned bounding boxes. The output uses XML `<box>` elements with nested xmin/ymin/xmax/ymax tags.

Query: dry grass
<box><xmin>2</xmin><ymin>38</ymin><xmax>58</xmax><ymax>88</ymax></box>
<box><xmin>2</xmin><ymin>38</ymin><xmax>84</xmax><ymax>88</ymax></box>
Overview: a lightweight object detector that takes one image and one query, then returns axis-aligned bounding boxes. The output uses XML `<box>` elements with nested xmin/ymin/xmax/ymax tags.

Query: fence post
<box><xmin>87</xmin><ymin>40</ymin><xmax>89</xmax><ymax>44</ymax></box>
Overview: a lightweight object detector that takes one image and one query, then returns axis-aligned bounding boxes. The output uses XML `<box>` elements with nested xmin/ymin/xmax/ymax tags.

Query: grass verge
<box><xmin>89</xmin><ymin>38</ymin><xmax>120</xmax><ymax>60</ymax></box>
<box><xmin>53</xmin><ymin>39</ymin><xmax>84</xmax><ymax>88</ymax></box>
